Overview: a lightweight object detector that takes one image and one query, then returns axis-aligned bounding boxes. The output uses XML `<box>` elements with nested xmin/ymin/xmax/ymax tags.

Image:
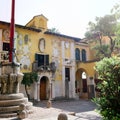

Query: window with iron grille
<box><xmin>35</xmin><ymin>54</ymin><xmax>49</xmax><ymax>67</ymax></box>
<box><xmin>82</xmin><ymin>49</ymin><xmax>86</xmax><ymax>62</ymax></box>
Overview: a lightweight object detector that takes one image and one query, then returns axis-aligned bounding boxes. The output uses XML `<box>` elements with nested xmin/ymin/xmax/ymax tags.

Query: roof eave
<box><xmin>44</xmin><ymin>31</ymin><xmax>81</xmax><ymax>42</ymax></box>
<box><xmin>0</xmin><ymin>21</ymin><xmax>41</xmax><ymax>32</ymax></box>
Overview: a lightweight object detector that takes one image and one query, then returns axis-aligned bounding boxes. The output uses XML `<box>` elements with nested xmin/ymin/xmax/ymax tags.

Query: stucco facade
<box><xmin>0</xmin><ymin>15</ymin><xmax>96</xmax><ymax>101</ymax></box>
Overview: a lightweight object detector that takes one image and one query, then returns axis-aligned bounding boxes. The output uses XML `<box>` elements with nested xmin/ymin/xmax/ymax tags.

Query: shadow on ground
<box><xmin>34</xmin><ymin>99</ymin><xmax>98</xmax><ymax>113</ymax></box>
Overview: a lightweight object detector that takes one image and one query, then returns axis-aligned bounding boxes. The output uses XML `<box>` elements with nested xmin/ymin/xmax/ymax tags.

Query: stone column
<box><xmin>47</xmin><ymin>76</ymin><xmax>52</xmax><ymax>108</ymax></box>
<box><xmin>62</xmin><ymin>66</ymin><xmax>65</xmax><ymax>97</ymax></box>
<box><xmin>37</xmin><ymin>83</ymin><xmax>40</xmax><ymax>101</ymax></box>
<box><xmin>49</xmin><ymin>81</ymin><xmax>52</xmax><ymax>100</ymax></box>
<box><xmin>70</xmin><ymin>67</ymin><xmax>75</xmax><ymax>98</ymax></box>
<box><xmin>51</xmin><ymin>80</ymin><xmax>55</xmax><ymax>99</ymax></box>
<box><xmin>34</xmin><ymin>82</ymin><xmax>37</xmax><ymax>100</ymax></box>
<box><xmin>36</xmin><ymin>75</ymin><xmax>40</xmax><ymax>101</ymax></box>
<box><xmin>70</xmin><ymin>42</ymin><xmax>75</xmax><ymax>98</ymax></box>
<box><xmin>61</xmin><ymin>41</ymin><xmax>65</xmax><ymax>97</ymax></box>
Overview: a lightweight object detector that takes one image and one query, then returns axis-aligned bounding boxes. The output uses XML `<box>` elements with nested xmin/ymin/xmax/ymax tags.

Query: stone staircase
<box><xmin>0</xmin><ymin>93</ymin><xmax>33</xmax><ymax>118</ymax></box>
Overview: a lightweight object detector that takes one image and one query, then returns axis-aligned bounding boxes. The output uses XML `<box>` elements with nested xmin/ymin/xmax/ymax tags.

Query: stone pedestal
<box><xmin>0</xmin><ymin>62</ymin><xmax>33</xmax><ymax>118</ymax></box>
<box><xmin>0</xmin><ymin>93</ymin><xmax>33</xmax><ymax>118</ymax></box>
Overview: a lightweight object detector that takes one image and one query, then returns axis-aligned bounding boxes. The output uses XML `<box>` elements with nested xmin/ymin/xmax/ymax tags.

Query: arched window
<box><xmin>75</xmin><ymin>48</ymin><xmax>80</xmax><ymax>61</ymax></box>
<box><xmin>82</xmin><ymin>49</ymin><xmax>86</xmax><ymax>61</ymax></box>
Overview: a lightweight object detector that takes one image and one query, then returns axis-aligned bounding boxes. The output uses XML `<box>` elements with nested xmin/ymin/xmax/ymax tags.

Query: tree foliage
<box><xmin>21</xmin><ymin>72</ymin><xmax>38</xmax><ymax>100</ymax></box>
<box><xmin>48</xmin><ymin>27</ymin><xmax>60</xmax><ymax>33</ymax></box>
<box><xmin>85</xmin><ymin>3</ymin><xmax>120</xmax><ymax>58</ymax></box>
<box><xmin>94</xmin><ymin>57</ymin><xmax>120</xmax><ymax>120</ymax></box>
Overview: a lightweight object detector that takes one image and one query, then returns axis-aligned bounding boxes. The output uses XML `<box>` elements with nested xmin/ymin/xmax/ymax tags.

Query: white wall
<box><xmin>54</xmin><ymin>80</ymin><xmax>63</xmax><ymax>97</ymax></box>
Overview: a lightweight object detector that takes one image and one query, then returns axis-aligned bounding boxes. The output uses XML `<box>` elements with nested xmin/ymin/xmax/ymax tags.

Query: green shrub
<box><xmin>94</xmin><ymin>56</ymin><xmax>120</xmax><ymax>120</ymax></box>
<box><xmin>21</xmin><ymin>72</ymin><xmax>38</xmax><ymax>100</ymax></box>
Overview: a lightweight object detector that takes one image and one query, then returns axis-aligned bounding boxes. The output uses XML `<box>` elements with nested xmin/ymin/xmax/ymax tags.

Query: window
<box><xmin>82</xmin><ymin>49</ymin><xmax>86</xmax><ymax>61</ymax></box>
<box><xmin>75</xmin><ymin>48</ymin><xmax>80</xmax><ymax>61</ymax></box>
<box><xmin>65</xmin><ymin>68</ymin><xmax>70</xmax><ymax>81</ymax></box>
<box><xmin>3</xmin><ymin>42</ymin><xmax>10</xmax><ymax>51</ymax></box>
<box><xmin>35</xmin><ymin>54</ymin><xmax>49</xmax><ymax>67</ymax></box>
<box><xmin>1</xmin><ymin>43</ymin><xmax>9</xmax><ymax>61</ymax></box>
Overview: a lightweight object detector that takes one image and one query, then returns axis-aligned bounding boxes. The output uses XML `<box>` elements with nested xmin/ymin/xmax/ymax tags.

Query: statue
<box><xmin>9</xmin><ymin>73</ymin><xmax>18</xmax><ymax>93</ymax></box>
<box><xmin>0</xmin><ymin>74</ymin><xmax>8</xmax><ymax>94</ymax></box>
<box><xmin>0</xmin><ymin>62</ymin><xmax>24</xmax><ymax>94</ymax></box>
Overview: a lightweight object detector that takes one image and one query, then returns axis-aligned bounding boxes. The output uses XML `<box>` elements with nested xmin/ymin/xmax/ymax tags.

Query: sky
<box><xmin>0</xmin><ymin>0</ymin><xmax>120</xmax><ymax>38</ymax></box>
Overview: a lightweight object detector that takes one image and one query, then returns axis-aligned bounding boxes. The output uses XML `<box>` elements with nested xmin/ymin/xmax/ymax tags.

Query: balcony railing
<box><xmin>32</xmin><ymin>61</ymin><xmax>56</xmax><ymax>73</ymax></box>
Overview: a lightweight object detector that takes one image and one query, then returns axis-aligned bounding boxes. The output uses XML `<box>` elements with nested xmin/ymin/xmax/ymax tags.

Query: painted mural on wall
<box><xmin>16</xmin><ymin>32</ymin><xmax>31</xmax><ymax>70</ymax></box>
<box><xmin>52</xmin><ymin>39</ymin><xmax>61</xmax><ymax>74</ymax></box>
<box><xmin>0</xmin><ymin>29</ymin><xmax>10</xmax><ymax>61</ymax></box>
<box><xmin>2</xmin><ymin>29</ymin><xmax>10</xmax><ymax>42</ymax></box>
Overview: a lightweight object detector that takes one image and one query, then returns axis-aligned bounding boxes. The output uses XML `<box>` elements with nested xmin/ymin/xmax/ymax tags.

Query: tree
<box><xmin>48</xmin><ymin>27</ymin><xmax>60</xmax><ymax>33</ymax></box>
<box><xmin>94</xmin><ymin>57</ymin><xmax>120</xmax><ymax>119</ymax></box>
<box><xmin>85</xmin><ymin>3</ymin><xmax>120</xmax><ymax>59</ymax></box>
<box><xmin>21</xmin><ymin>72</ymin><xmax>38</xmax><ymax>100</ymax></box>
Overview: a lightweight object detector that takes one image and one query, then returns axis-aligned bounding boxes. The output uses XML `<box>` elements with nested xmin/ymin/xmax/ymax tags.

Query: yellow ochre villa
<box><xmin>0</xmin><ymin>14</ymin><xmax>98</xmax><ymax>101</ymax></box>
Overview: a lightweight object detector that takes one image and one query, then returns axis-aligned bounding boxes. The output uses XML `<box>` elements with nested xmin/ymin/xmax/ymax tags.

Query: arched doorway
<box><xmin>75</xmin><ymin>68</ymin><xmax>88</xmax><ymax>99</ymax></box>
<box><xmin>40</xmin><ymin>76</ymin><xmax>49</xmax><ymax>100</ymax></box>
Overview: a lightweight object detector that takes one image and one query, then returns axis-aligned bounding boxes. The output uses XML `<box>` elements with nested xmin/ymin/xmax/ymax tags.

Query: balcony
<box><xmin>32</xmin><ymin>61</ymin><xmax>56</xmax><ymax>74</ymax></box>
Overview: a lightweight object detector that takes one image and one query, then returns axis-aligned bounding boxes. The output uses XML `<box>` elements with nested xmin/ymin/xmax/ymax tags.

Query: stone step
<box><xmin>0</xmin><ymin>93</ymin><xmax>24</xmax><ymax>100</ymax></box>
<box><xmin>0</xmin><ymin>106</ymin><xmax>19</xmax><ymax>113</ymax></box>
<box><xmin>0</xmin><ymin>102</ymin><xmax>33</xmax><ymax>117</ymax></box>
<box><xmin>0</xmin><ymin>102</ymin><xmax>33</xmax><ymax>113</ymax></box>
<box><xmin>0</xmin><ymin>98</ymin><xmax>28</xmax><ymax>107</ymax></box>
<box><xmin>0</xmin><ymin>112</ymin><xmax>17</xmax><ymax>118</ymax></box>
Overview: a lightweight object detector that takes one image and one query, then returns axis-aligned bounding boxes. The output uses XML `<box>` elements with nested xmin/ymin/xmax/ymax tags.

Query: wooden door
<box><xmin>40</xmin><ymin>78</ymin><xmax>46</xmax><ymax>100</ymax></box>
<box><xmin>82</xmin><ymin>79</ymin><xmax>87</xmax><ymax>93</ymax></box>
<box><xmin>65</xmin><ymin>68</ymin><xmax>70</xmax><ymax>98</ymax></box>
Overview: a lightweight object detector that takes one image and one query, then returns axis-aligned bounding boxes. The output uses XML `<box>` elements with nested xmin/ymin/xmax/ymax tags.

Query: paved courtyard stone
<box><xmin>0</xmin><ymin>99</ymin><xmax>102</xmax><ymax>120</ymax></box>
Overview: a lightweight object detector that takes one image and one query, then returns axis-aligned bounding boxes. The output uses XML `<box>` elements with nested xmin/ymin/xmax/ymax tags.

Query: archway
<box><xmin>75</xmin><ymin>68</ymin><xmax>88</xmax><ymax>99</ymax></box>
<box><xmin>40</xmin><ymin>76</ymin><xmax>49</xmax><ymax>100</ymax></box>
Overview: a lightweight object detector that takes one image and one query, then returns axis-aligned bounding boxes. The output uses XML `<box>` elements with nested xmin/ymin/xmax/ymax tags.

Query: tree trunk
<box><xmin>25</xmin><ymin>85</ymin><xmax>30</xmax><ymax>100</ymax></box>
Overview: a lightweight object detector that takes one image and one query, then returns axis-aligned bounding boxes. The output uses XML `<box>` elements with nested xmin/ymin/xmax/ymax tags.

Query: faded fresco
<box><xmin>15</xmin><ymin>32</ymin><xmax>31</xmax><ymax>71</ymax></box>
<box><xmin>52</xmin><ymin>39</ymin><xmax>61</xmax><ymax>74</ymax></box>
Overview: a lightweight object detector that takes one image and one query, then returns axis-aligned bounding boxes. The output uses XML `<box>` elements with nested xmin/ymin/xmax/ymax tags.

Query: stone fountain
<box><xmin>0</xmin><ymin>0</ymin><xmax>33</xmax><ymax>118</ymax></box>
<box><xmin>0</xmin><ymin>62</ymin><xmax>33</xmax><ymax>118</ymax></box>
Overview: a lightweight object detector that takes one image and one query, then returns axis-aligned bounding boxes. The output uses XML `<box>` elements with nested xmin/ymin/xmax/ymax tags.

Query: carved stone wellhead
<box><xmin>0</xmin><ymin>62</ymin><xmax>33</xmax><ymax>118</ymax></box>
<box><xmin>0</xmin><ymin>62</ymin><xmax>23</xmax><ymax>94</ymax></box>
